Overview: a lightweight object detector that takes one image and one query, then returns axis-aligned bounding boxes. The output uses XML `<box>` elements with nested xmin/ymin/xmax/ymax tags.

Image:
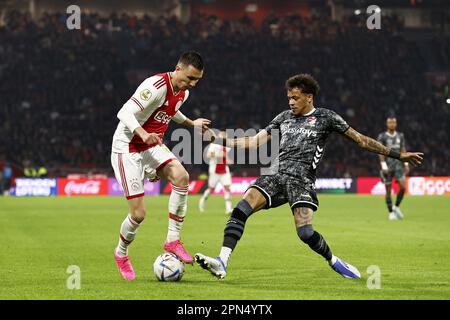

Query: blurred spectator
<box><xmin>0</xmin><ymin>10</ymin><xmax>448</xmax><ymax>178</ymax></box>
<box><xmin>2</xmin><ymin>162</ymin><xmax>13</xmax><ymax>195</ymax></box>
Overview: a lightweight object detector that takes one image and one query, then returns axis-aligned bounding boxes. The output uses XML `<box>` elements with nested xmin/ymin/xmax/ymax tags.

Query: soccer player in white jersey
<box><xmin>111</xmin><ymin>52</ymin><xmax>210</xmax><ymax>281</ymax></box>
<box><xmin>199</xmin><ymin>131</ymin><xmax>233</xmax><ymax>215</ymax></box>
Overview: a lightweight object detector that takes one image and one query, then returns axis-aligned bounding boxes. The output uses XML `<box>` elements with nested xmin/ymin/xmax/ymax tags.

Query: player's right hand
<box><xmin>141</xmin><ymin>132</ymin><xmax>162</xmax><ymax>146</ymax></box>
<box><xmin>400</xmin><ymin>152</ymin><xmax>424</xmax><ymax>166</ymax></box>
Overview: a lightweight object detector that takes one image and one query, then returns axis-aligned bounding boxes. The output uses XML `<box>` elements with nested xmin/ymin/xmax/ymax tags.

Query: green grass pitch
<box><xmin>0</xmin><ymin>194</ymin><xmax>449</xmax><ymax>300</ymax></box>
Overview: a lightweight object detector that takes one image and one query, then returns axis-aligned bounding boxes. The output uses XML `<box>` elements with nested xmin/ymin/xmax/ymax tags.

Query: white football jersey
<box><xmin>207</xmin><ymin>143</ymin><xmax>231</xmax><ymax>174</ymax></box>
<box><xmin>112</xmin><ymin>72</ymin><xmax>189</xmax><ymax>153</ymax></box>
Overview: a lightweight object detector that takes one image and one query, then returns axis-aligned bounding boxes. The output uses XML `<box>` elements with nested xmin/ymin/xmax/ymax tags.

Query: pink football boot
<box><xmin>164</xmin><ymin>240</ymin><xmax>193</xmax><ymax>264</ymax></box>
<box><xmin>114</xmin><ymin>250</ymin><xmax>136</xmax><ymax>281</ymax></box>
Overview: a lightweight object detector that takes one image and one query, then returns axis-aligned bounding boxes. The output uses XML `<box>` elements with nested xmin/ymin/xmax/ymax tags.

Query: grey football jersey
<box><xmin>265</xmin><ymin>108</ymin><xmax>350</xmax><ymax>180</ymax></box>
<box><xmin>377</xmin><ymin>131</ymin><xmax>406</xmax><ymax>167</ymax></box>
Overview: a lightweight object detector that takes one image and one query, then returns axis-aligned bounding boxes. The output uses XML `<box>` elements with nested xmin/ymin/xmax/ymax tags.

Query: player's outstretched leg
<box><xmin>393</xmin><ymin>179</ymin><xmax>405</xmax><ymax>220</ymax></box>
<box><xmin>195</xmin><ymin>199</ymin><xmax>253</xmax><ymax>279</ymax></box>
<box><xmin>199</xmin><ymin>187</ymin><xmax>213</xmax><ymax>213</ymax></box>
<box><xmin>223</xmin><ymin>186</ymin><xmax>232</xmax><ymax>215</ymax></box>
<box><xmin>114</xmin><ymin>198</ymin><xmax>145</xmax><ymax>281</ymax></box>
<box><xmin>160</xmin><ymin>161</ymin><xmax>192</xmax><ymax>264</ymax></box>
<box><xmin>195</xmin><ymin>253</ymin><xmax>227</xmax><ymax>279</ymax></box>
<box><xmin>294</xmin><ymin>207</ymin><xmax>360</xmax><ymax>279</ymax></box>
<box><xmin>195</xmin><ymin>188</ymin><xmax>265</xmax><ymax>279</ymax></box>
<box><xmin>385</xmin><ymin>184</ymin><xmax>397</xmax><ymax>220</ymax></box>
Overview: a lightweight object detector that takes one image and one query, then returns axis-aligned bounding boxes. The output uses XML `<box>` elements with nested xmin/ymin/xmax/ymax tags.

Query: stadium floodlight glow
<box><xmin>446</xmin><ymin>98</ymin><xmax>450</xmax><ymax>104</ymax></box>
<box><xmin>354</xmin><ymin>9</ymin><xmax>361</xmax><ymax>15</ymax></box>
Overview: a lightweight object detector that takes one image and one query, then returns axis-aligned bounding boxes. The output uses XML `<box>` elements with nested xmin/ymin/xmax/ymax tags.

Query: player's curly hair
<box><xmin>285</xmin><ymin>74</ymin><xmax>320</xmax><ymax>97</ymax></box>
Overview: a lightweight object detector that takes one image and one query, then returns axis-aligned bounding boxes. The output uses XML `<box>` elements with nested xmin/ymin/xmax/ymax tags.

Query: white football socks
<box><xmin>201</xmin><ymin>188</ymin><xmax>211</xmax><ymax>202</ymax></box>
<box><xmin>224</xmin><ymin>190</ymin><xmax>232</xmax><ymax>213</ymax></box>
<box><xmin>167</xmin><ymin>185</ymin><xmax>189</xmax><ymax>242</ymax></box>
<box><xmin>116</xmin><ymin>214</ymin><xmax>140</xmax><ymax>257</ymax></box>
<box><xmin>219</xmin><ymin>247</ymin><xmax>232</xmax><ymax>267</ymax></box>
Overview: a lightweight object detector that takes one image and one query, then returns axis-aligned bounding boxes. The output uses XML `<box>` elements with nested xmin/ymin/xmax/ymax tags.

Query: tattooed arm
<box><xmin>344</xmin><ymin>127</ymin><xmax>424</xmax><ymax>166</ymax></box>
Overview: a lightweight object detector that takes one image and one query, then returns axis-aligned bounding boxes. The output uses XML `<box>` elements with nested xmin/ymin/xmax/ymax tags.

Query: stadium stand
<box><xmin>0</xmin><ymin>10</ymin><xmax>448</xmax><ymax>178</ymax></box>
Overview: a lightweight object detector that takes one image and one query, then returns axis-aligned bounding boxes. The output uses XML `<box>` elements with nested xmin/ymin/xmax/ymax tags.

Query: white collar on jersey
<box><xmin>303</xmin><ymin>107</ymin><xmax>316</xmax><ymax>116</ymax></box>
<box><xmin>386</xmin><ymin>131</ymin><xmax>397</xmax><ymax>137</ymax></box>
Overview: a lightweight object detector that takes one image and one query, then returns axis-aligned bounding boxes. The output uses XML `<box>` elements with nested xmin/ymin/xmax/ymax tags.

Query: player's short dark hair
<box><xmin>285</xmin><ymin>74</ymin><xmax>320</xmax><ymax>97</ymax></box>
<box><xmin>178</xmin><ymin>51</ymin><xmax>204</xmax><ymax>70</ymax></box>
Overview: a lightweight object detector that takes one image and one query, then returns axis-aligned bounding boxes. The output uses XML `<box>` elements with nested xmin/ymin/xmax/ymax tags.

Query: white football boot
<box><xmin>199</xmin><ymin>197</ymin><xmax>205</xmax><ymax>213</ymax></box>
<box><xmin>388</xmin><ymin>212</ymin><xmax>398</xmax><ymax>221</ymax></box>
<box><xmin>195</xmin><ymin>253</ymin><xmax>227</xmax><ymax>279</ymax></box>
<box><xmin>393</xmin><ymin>205</ymin><xmax>404</xmax><ymax>220</ymax></box>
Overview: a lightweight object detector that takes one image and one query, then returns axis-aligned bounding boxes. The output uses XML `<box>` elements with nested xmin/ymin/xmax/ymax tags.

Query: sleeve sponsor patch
<box><xmin>140</xmin><ymin>89</ymin><xmax>152</xmax><ymax>101</ymax></box>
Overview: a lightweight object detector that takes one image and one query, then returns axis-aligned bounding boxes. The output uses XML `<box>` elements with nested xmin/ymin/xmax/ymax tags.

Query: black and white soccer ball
<box><xmin>153</xmin><ymin>252</ymin><xmax>185</xmax><ymax>282</ymax></box>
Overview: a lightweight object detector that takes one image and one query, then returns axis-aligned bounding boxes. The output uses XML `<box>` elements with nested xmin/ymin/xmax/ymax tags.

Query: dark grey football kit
<box><xmin>377</xmin><ymin>131</ymin><xmax>406</xmax><ymax>184</ymax></box>
<box><xmin>250</xmin><ymin>107</ymin><xmax>350</xmax><ymax>212</ymax></box>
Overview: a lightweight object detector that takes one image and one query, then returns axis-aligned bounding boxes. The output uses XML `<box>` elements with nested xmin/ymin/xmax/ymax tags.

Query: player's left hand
<box><xmin>193</xmin><ymin>118</ymin><xmax>211</xmax><ymax>133</ymax></box>
<box><xmin>400</xmin><ymin>152</ymin><xmax>424</xmax><ymax>166</ymax></box>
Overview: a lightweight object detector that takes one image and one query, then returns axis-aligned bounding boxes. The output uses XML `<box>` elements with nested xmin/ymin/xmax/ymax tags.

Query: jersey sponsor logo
<box><xmin>140</xmin><ymin>89</ymin><xmax>151</xmax><ymax>101</ymax></box>
<box><xmin>285</xmin><ymin>127</ymin><xmax>318</xmax><ymax>137</ymax></box>
<box><xmin>154</xmin><ymin>110</ymin><xmax>172</xmax><ymax>124</ymax></box>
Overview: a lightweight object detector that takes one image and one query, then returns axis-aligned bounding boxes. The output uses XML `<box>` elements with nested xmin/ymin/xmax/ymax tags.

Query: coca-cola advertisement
<box><xmin>58</xmin><ymin>178</ymin><xmax>109</xmax><ymax>196</ymax></box>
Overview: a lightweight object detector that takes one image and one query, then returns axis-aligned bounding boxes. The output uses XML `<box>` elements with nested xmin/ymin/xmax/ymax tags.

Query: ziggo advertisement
<box><xmin>10</xmin><ymin>176</ymin><xmax>450</xmax><ymax>197</ymax></box>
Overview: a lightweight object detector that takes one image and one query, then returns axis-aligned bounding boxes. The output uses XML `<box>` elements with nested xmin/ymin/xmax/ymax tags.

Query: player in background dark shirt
<box><xmin>378</xmin><ymin>117</ymin><xmax>409</xmax><ymax>220</ymax></box>
<box><xmin>196</xmin><ymin>74</ymin><xmax>424</xmax><ymax>280</ymax></box>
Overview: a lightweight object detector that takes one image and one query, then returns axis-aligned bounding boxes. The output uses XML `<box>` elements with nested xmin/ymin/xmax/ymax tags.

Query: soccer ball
<box><xmin>153</xmin><ymin>252</ymin><xmax>184</xmax><ymax>282</ymax></box>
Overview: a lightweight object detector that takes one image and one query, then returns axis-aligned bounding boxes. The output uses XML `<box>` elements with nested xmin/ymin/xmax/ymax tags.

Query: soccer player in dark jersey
<box><xmin>377</xmin><ymin>117</ymin><xmax>409</xmax><ymax>220</ymax></box>
<box><xmin>195</xmin><ymin>74</ymin><xmax>423</xmax><ymax>279</ymax></box>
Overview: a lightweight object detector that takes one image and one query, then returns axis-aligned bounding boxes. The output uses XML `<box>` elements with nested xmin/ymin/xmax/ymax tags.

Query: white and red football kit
<box><xmin>111</xmin><ymin>73</ymin><xmax>188</xmax><ymax>199</ymax></box>
<box><xmin>206</xmin><ymin>143</ymin><xmax>232</xmax><ymax>188</ymax></box>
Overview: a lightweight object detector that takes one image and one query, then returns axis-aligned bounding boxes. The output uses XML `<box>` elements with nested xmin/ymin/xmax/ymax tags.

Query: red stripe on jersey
<box><xmin>130</xmin><ymin>97</ymin><xmax>144</xmax><ymax>110</ymax></box>
<box><xmin>153</xmin><ymin>77</ymin><xmax>165</xmax><ymax>89</ymax></box>
<box><xmin>155</xmin><ymin>82</ymin><xmax>165</xmax><ymax>89</ymax></box>
<box><xmin>118</xmin><ymin>154</ymin><xmax>129</xmax><ymax>197</ymax></box>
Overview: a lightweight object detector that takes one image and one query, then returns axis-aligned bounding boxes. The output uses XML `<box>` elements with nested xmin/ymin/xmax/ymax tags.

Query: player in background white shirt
<box><xmin>199</xmin><ymin>131</ymin><xmax>233</xmax><ymax>215</ymax></box>
<box><xmin>111</xmin><ymin>52</ymin><xmax>211</xmax><ymax>281</ymax></box>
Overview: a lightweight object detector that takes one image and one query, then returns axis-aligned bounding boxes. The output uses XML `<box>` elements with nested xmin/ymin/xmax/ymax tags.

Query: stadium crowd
<box><xmin>0</xmin><ymin>10</ymin><xmax>448</xmax><ymax>179</ymax></box>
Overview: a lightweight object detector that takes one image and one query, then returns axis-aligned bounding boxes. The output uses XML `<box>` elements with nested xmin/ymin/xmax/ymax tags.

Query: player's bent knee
<box><xmin>173</xmin><ymin>168</ymin><xmax>189</xmax><ymax>186</ymax></box>
<box><xmin>243</xmin><ymin>188</ymin><xmax>267</xmax><ymax>211</ymax></box>
<box><xmin>130</xmin><ymin>208</ymin><xmax>146</xmax><ymax>223</ymax></box>
<box><xmin>297</xmin><ymin>224</ymin><xmax>314</xmax><ymax>242</ymax></box>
